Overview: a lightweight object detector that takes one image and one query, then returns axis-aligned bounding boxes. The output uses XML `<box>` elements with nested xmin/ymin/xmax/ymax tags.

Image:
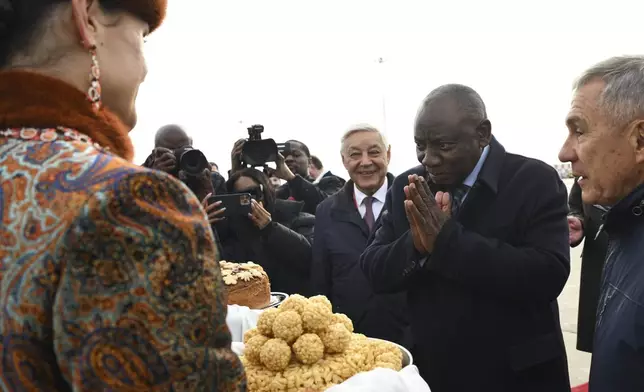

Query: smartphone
<box><xmin>208</xmin><ymin>193</ymin><xmax>252</xmax><ymax>217</ymax></box>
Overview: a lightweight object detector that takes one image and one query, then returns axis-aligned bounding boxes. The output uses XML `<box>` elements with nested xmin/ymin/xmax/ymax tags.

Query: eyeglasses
<box><xmin>240</xmin><ymin>186</ymin><xmax>263</xmax><ymax>201</ymax></box>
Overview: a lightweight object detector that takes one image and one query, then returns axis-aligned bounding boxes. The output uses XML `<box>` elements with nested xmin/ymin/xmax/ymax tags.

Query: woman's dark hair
<box><xmin>0</xmin><ymin>1</ymin><xmax>114</xmax><ymax>67</ymax></box>
<box><xmin>0</xmin><ymin>0</ymin><xmax>165</xmax><ymax>68</ymax></box>
<box><xmin>226</xmin><ymin>168</ymin><xmax>276</xmax><ymax>213</ymax></box>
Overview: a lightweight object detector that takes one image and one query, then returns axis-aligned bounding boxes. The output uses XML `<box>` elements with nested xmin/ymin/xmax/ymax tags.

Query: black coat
<box><xmin>276</xmin><ymin>174</ymin><xmax>345</xmax><ymax>215</ymax></box>
<box><xmin>589</xmin><ymin>183</ymin><xmax>644</xmax><ymax>392</ymax></box>
<box><xmin>216</xmin><ymin>199</ymin><xmax>314</xmax><ymax>296</ymax></box>
<box><xmin>568</xmin><ymin>177</ymin><xmax>609</xmax><ymax>353</ymax></box>
<box><xmin>311</xmin><ymin>174</ymin><xmax>410</xmax><ymax>346</ymax></box>
<box><xmin>360</xmin><ymin>138</ymin><xmax>571</xmax><ymax>392</ymax></box>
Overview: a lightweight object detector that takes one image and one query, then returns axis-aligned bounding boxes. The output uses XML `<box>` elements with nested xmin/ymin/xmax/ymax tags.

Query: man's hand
<box><xmin>150</xmin><ymin>147</ymin><xmax>176</xmax><ymax>173</ymax></box>
<box><xmin>435</xmin><ymin>191</ymin><xmax>452</xmax><ymax>216</ymax></box>
<box><xmin>568</xmin><ymin>216</ymin><xmax>584</xmax><ymax>245</ymax></box>
<box><xmin>230</xmin><ymin>139</ymin><xmax>246</xmax><ymax>173</ymax></box>
<box><xmin>201</xmin><ymin>193</ymin><xmax>226</xmax><ymax>224</ymax></box>
<box><xmin>273</xmin><ymin>152</ymin><xmax>296</xmax><ymax>181</ymax></box>
<box><xmin>249</xmin><ymin>199</ymin><xmax>272</xmax><ymax>229</ymax></box>
<box><xmin>404</xmin><ymin>175</ymin><xmax>450</xmax><ymax>254</ymax></box>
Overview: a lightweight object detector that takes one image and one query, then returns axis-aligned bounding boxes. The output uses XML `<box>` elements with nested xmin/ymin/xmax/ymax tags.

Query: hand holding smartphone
<box><xmin>207</xmin><ymin>193</ymin><xmax>253</xmax><ymax>217</ymax></box>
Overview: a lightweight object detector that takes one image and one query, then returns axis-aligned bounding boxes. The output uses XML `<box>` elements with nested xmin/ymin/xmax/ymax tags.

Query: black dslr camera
<box><xmin>174</xmin><ymin>146</ymin><xmax>210</xmax><ymax>177</ymax></box>
<box><xmin>241</xmin><ymin>124</ymin><xmax>288</xmax><ymax>167</ymax></box>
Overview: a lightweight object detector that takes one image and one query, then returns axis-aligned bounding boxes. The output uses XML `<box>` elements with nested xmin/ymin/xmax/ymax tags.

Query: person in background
<box><xmin>210</xmin><ymin>161</ymin><xmax>219</xmax><ymax>172</ymax></box>
<box><xmin>143</xmin><ymin>125</ymin><xmax>226</xmax><ymax>210</ymax></box>
<box><xmin>231</xmin><ymin>138</ymin><xmax>344</xmax><ymax>214</ymax></box>
<box><xmin>142</xmin><ymin>125</ymin><xmax>214</xmax><ymax>197</ymax></box>
<box><xmin>0</xmin><ymin>0</ymin><xmax>245</xmax><ymax>390</ymax></box>
<box><xmin>360</xmin><ymin>84</ymin><xmax>570</xmax><ymax>392</ymax></box>
<box><xmin>310</xmin><ymin>154</ymin><xmax>346</xmax><ymax>185</ymax></box>
<box><xmin>312</xmin><ymin>124</ymin><xmax>409</xmax><ymax>346</ymax></box>
<box><xmin>215</xmin><ymin>168</ymin><xmax>314</xmax><ymax>295</ymax></box>
<box><xmin>567</xmin><ymin>177</ymin><xmax>609</xmax><ymax>353</ymax></box>
<box><xmin>559</xmin><ymin>55</ymin><xmax>644</xmax><ymax>392</ymax></box>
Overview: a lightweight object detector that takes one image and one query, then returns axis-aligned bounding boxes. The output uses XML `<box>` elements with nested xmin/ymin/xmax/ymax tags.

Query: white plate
<box><xmin>261</xmin><ymin>292</ymin><xmax>289</xmax><ymax>309</ymax></box>
<box><xmin>368</xmin><ymin>338</ymin><xmax>413</xmax><ymax>367</ymax></box>
<box><xmin>231</xmin><ymin>337</ymin><xmax>413</xmax><ymax>367</ymax></box>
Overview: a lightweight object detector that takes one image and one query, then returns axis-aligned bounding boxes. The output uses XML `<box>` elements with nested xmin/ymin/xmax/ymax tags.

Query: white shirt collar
<box><xmin>354</xmin><ymin>177</ymin><xmax>389</xmax><ymax>206</ymax></box>
<box><xmin>313</xmin><ymin>170</ymin><xmax>327</xmax><ymax>184</ymax></box>
<box><xmin>463</xmin><ymin>145</ymin><xmax>490</xmax><ymax>187</ymax></box>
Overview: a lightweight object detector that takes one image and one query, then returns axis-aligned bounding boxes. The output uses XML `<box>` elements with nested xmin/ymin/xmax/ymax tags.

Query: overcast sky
<box><xmin>130</xmin><ymin>0</ymin><xmax>644</xmax><ymax>177</ymax></box>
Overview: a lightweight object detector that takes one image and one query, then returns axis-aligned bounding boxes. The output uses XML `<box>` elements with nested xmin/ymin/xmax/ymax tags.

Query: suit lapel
<box><xmin>330</xmin><ymin>181</ymin><xmax>370</xmax><ymax>237</ymax></box>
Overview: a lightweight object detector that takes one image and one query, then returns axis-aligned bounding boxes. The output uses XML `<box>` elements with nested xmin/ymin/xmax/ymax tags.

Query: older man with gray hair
<box><xmin>311</xmin><ymin>124</ymin><xmax>410</xmax><ymax>346</ymax></box>
<box><xmin>559</xmin><ymin>55</ymin><xmax>644</xmax><ymax>392</ymax></box>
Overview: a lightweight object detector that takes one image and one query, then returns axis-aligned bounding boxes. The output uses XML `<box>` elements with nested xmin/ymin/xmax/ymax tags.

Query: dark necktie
<box><xmin>363</xmin><ymin>196</ymin><xmax>375</xmax><ymax>231</ymax></box>
<box><xmin>451</xmin><ymin>185</ymin><xmax>470</xmax><ymax>216</ymax></box>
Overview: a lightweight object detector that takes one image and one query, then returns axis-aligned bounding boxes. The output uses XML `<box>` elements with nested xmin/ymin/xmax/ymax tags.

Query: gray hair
<box><xmin>340</xmin><ymin>123</ymin><xmax>389</xmax><ymax>153</ymax></box>
<box><xmin>573</xmin><ymin>55</ymin><xmax>644</xmax><ymax>126</ymax></box>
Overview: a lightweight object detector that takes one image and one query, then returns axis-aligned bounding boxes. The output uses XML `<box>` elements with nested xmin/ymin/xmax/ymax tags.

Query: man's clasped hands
<box><xmin>403</xmin><ymin>174</ymin><xmax>452</xmax><ymax>255</ymax></box>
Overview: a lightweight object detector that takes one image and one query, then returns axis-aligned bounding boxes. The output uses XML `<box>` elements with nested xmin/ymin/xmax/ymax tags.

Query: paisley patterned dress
<box><xmin>0</xmin><ymin>71</ymin><xmax>247</xmax><ymax>391</ymax></box>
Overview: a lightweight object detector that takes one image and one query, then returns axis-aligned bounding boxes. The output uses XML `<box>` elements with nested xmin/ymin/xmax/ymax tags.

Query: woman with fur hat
<box><xmin>0</xmin><ymin>1</ymin><xmax>246</xmax><ymax>390</ymax></box>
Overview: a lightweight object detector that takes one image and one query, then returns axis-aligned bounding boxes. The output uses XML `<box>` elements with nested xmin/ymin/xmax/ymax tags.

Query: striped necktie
<box><xmin>451</xmin><ymin>185</ymin><xmax>470</xmax><ymax>216</ymax></box>
<box><xmin>363</xmin><ymin>196</ymin><xmax>375</xmax><ymax>231</ymax></box>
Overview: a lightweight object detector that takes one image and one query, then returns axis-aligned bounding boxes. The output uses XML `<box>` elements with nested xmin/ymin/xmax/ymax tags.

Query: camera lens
<box><xmin>179</xmin><ymin>149</ymin><xmax>209</xmax><ymax>176</ymax></box>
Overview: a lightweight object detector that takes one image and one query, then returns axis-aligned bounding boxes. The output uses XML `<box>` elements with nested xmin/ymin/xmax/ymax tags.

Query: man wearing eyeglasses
<box><xmin>360</xmin><ymin>84</ymin><xmax>571</xmax><ymax>392</ymax></box>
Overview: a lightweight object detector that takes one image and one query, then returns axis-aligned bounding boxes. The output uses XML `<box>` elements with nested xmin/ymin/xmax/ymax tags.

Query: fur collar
<box><xmin>0</xmin><ymin>70</ymin><xmax>134</xmax><ymax>161</ymax></box>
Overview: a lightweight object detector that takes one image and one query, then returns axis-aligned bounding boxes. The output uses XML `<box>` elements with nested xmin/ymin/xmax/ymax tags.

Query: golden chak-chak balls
<box><xmin>259</xmin><ymin>338</ymin><xmax>292</xmax><ymax>371</ymax></box>
<box><xmin>301</xmin><ymin>302</ymin><xmax>333</xmax><ymax>333</ymax></box>
<box><xmin>243</xmin><ymin>328</ymin><xmax>261</xmax><ymax>344</ymax></box>
<box><xmin>308</xmin><ymin>295</ymin><xmax>333</xmax><ymax>312</ymax></box>
<box><xmin>256</xmin><ymin>307</ymin><xmax>281</xmax><ymax>337</ymax></box>
<box><xmin>292</xmin><ymin>333</ymin><xmax>325</xmax><ymax>365</ymax></box>
<box><xmin>331</xmin><ymin>313</ymin><xmax>354</xmax><ymax>333</ymax></box>
<box><xmin>320</xmin><ymin>323</ymin><xmax>352</xmax><ymax>353</ymax></box>
<box><xmin>244</xmin><ymin>335</ymin><xmax>269</xmax><ymax>365</ymax></box>
<box><xmin>272</xmin><ymin>310</ymin><xmax>303</xmax><ymax>344</ymax></box>
<box><xmin>278</xmin><ymin>294</ymin><xmax>308</xmax><ymax>315</ymax></box>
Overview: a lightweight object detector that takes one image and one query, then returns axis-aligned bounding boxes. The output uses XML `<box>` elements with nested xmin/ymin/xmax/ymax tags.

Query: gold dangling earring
<box><xmin>87</xmin><ymin>45</ymin><xmax>102</xmax><ymax>111</ymax></box>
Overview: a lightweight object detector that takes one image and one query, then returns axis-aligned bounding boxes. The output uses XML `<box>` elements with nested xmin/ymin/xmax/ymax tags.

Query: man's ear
<box><xmin>476</xmin><ymin>119</ymin><xmax>492</xmax><ymax>148</ymax></box>
<box><xmin>71</xmin><ymin>0</ymin><xmax>97</xmax><ymax>48</ymax></box>
<box><xmin>632</xmin><ymin>120</ymin><xmax>644</xmax><ymax>164</ymax></box>
<box><xmin>386</xmin><ymin>145</ymin><xmax>391</xmax><ymax>163</ymax></box>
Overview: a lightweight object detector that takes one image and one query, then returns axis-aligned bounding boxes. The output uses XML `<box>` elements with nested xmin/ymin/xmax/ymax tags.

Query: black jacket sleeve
<box><xmin>278</xmin><ymin>175</ymin><xmax>344</xmax><ymax>215</ymax></box>
<box><xmin>260</xmin><ymin>214</ymin><xmax>313</xmax><ymax>276</ymax></box>
<box><xmin>427</xmin><ymin>167</ymin><xmax>571</xmax><ymax>303</ymax></box>
<box><xmin>318</xmin><ymin>176</ymin><xmax>345</xmax><ymax>196</ymax></box>
<box><xmin>568</xmin><ymin>178</ymin><xmax>586</xmax><ymax>247</ymax></box>
<box><xmin>311</xmin><ymin>204</ymin><xmax>333</xmax><ymax>297</ymax></box>
<box><xmin>360</xmin><ymin>186</ymin><xmax>425</xmax><ymax>294</ymax></box>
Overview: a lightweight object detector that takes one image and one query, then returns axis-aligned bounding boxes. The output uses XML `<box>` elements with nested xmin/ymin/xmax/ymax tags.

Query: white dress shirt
<box><xmin>354</xmin><ymin>178</ymin><xmax>389</xmax><ymax>220</ymax></box>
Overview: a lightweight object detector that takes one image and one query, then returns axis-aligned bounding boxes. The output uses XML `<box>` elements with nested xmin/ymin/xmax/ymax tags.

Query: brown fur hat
<box><xmin>106</xmin><ymin>0</ymin><xmax>168</xmax><ymax>32</ymax></box>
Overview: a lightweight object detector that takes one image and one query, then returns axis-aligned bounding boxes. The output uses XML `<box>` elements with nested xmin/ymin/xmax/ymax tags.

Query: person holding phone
<box><xmin>230</xmin><ymin>139</ymin><xmax>344</xmax><ymax>215</ymax></box>
<box><xmin>212</xmin><ymin>168</ymin><xmax>315</xmax><ymax>296</ymax></box>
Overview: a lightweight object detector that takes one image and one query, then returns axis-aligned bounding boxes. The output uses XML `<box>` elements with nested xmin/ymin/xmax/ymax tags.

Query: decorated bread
<box><xmin>220</xmin><ymin>261</ymin><xmax>271</xmax><ymax>309</ymax></box>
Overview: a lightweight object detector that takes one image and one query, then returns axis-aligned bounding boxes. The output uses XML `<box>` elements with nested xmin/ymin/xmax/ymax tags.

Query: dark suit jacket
<box><xmin>311</xmin><ymin>174</ymin><xmax>409</xmax><ymax>346</ymax></box>
<box><xmin>360</xmin><ymin>138</ymin><xmax>571</xmax><ymax>392</ymax></box>
<box><xmin>568</xmin><ymin>178</ymin><xmax>609</xmax><ymax>353</ymax></box>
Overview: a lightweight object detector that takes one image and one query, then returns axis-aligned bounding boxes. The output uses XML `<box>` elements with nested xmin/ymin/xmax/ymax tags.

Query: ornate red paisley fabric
<box><xmin>0</xmin><ymin>71</ymin><xmax>247</xmax><ymax>391</ymax></box>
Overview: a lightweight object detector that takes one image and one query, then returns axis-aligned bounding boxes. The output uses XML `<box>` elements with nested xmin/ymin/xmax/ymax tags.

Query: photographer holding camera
<box><xmin>143</xmin><ymin>124</ymin><xmax>227</xmax><ymax>201</ymax></box>
<box><xmin>229</xmin><ymin>126</ymin><xmax>344</xmax><ymax>215</ymax></box>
